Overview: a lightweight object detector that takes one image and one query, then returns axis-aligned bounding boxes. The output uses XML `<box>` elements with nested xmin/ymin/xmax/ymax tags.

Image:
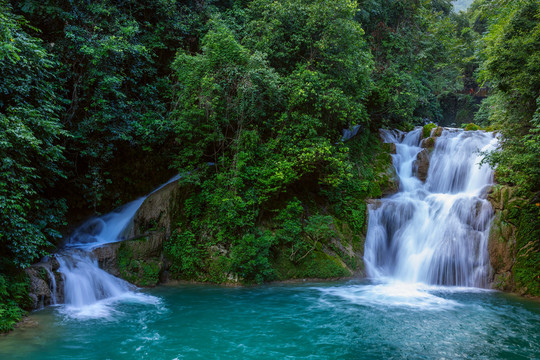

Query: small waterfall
<box><xmin>57</xmin><ymin>252</ymin><xmax>134</xmax><ymax>307</ymax></box>
<box><xmin>364</xmin><ymin>128</ymin><xmax>498</xmax><ymax>287</ymax></box>
<box><xmin>55</xmin><ymin>175</ymin><xmax>179</xmax><ymax>315</ymax></box>
<box><xmin>44</xmin><ymin>267</ymin><xmax>58</xmax><ymax>305</ymax></box>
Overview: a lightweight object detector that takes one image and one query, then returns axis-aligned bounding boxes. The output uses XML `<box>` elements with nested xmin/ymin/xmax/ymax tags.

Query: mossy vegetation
<box><xmin>117</xmin><ymin>238</ymin><xmax>162</xmax><ymax>287</ymax></box>
<box><xmin>463</xmin><ymin>123</ymin><xmax>480</xmax><ymax>131</ymax></box>
<box><xmin>423</xmin><ymin>123</ymin><xmax>438</xmax><ymax>138</ymax></box>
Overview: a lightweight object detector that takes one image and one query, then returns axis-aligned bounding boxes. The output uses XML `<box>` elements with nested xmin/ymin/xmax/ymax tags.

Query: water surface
<box><xmin>2</xmin><ymin>281</ymin><xmax>539</xmax><ymax>360</ymax></box>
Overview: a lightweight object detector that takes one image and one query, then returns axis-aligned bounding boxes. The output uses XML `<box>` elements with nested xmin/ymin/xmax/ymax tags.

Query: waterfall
<box><xmin>364</xmin><ymin>128</ymin><xmax>498</xmax><ymax>287</ymax></box>
<box><xmin>55</xmin><ymin>175</ymin><xmax>179</xmax><ymax>316</ymax></box>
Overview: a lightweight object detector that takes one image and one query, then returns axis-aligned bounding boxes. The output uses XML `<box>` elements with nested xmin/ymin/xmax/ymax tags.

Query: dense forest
<box><xmin>1</xmin><ymin>0</ymin><xmax>538</xmax><ymax>331</ymax></box>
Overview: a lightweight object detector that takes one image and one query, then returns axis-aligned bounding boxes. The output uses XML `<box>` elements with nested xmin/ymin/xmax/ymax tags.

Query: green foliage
<box><xmin>230</xmin><ymin>231</ymin><xmax>276</xmax><ymax>283</ymax></box>
<box><xmin>512</xmin><ymin>202</ymin><xmax>540</xmax><ymax>296</ymax></box>
<box><xmin>165</xmin><ymin>230</ymin><xmax>205</xmax><ymax>280</ymax></box>
<box><xmin>168</xmin><ymin>1</ymin><xmax>374</xmax><ymax>283</ymax></box>
<box><xmin>11</xmin><ymin>0</ymin><xmax>211</xmax><ymax>212</ymax></box>
<box><xmin>116</xmin><ymin>240</ymin><xmax>161</xmax><ymax>287</ymax></box>
<box><xmin>360</xmin><ymin>0</ymin><xmax>462</xmax><ymax>126</ymax></box>
<box><xmin>477</xmin><ymin>1</ymin><xmax>540</xmax><ymax>193</ymax></box>
<box><xmin>275</xmin><ymin>199</ymin><xmax>308</xmax><ymax>263</ymax></box>
<box><xmin>473</xmin><ymin>0</ymin><xmax>540</xmax><ymax>295</ymax></box>
<box><xmin>0</xmin><ymin>0</ymin><xmax>66</xmax><ymax>268</ymax></box>
<box><xmin>0</xmin><ymin>271</ymin><xmax>31</xmax><ymax>333</ymax></box>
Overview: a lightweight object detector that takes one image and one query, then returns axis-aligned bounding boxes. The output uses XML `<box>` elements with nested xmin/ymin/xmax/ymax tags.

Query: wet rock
<box><xmin>487</xmin><ymin>188</ymin><xmax>519</xmax><ymax>292</ymax></box>
<box><xmin>25</xmin><ymin>267</ymin><xmax>52</xmax><ymax>309</ymax></box>
<box><xmin>89</xmin><ymin>179</ymin><xmax>190</xmax><ymax>286</ymax></box>
<box><xmin>421</xmin><ymin>137</ymin><xmax>436</xmax><ymax>149</ymax></box>
<box><xmin>413</xmin><ymin>149</ymin><xmax>430</xmax><ymax>182</ymax></box>
<box><xmin>432</xmin><ymin>126</ymin><xmax>443</xmax><ymax>137</ymax></box>
<box><xmin>14</xmin><ymin>317</ymin><xmax>39</xmax><ymax>329</ymax></box>
<box><xmin>488</xmin><ymin>185</ymin><xmax>513</xmax><ymax>211</ymax></box>
<box><xmin>126</xmin><ymin>180</ymin><xmax>186</xmax><ymax>239</ymax></box>
<box><xmin>92</xmin><ymin>232</ymin><xmax>165</xmax><ymax>286</ymax></box>
<box><xmin>93</xmin><ymin>244</ymin><xmax>121</xmax><ymax>276</ymax></box>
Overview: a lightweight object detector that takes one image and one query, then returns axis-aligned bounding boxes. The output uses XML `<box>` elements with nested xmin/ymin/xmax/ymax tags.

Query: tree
<box><xmin>0</xmin><ymin>0</ymin><xmax>66</xmax><ymax>268</ymax></box>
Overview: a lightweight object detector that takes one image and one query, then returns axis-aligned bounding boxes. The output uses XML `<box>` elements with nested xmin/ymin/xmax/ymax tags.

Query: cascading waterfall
<box><xmin>364</xmin><ymin>128</ymin><xmax>498</xmax><ymax>287</ymax></box>
<box><xmin>55</xmin><ymin>175</ymin><xmax>179</xmax><ymax>316</ymax></box>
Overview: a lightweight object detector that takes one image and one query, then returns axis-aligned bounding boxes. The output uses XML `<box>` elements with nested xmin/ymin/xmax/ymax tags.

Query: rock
<box><xmin>384</xmin><ymin>142</ymin><xmax>397</xmax><ymax>154</ymax></box>
<box><xmin>486</xmin><ymin>186</ymin><xmax>523</xmax><ymax>292</ymax></box>
<box><xmin>413</xmin><ymin>149</ymin><xmax>430</xmax><ymax>182</ymax></box>
<box><xmin>92</xmin><ymin>233</ymin><xmax>166</xmax><ymax>287</ymax></box>
<box><xmin>432</xmin><ymin>126</ymin><xmax>443</xmax><ymax>137</ymax></box>
<box><xmin>421</xmin><ymin>137</ymin><xmax>436</xmax><ymax>149</ymax></box>
<box><xmin>90</xmin><ymin>180</ymin><xmax>190</xmax><ymax>287</ymax></box>
<box><xmin>14</xmin><ymin>317</ymin><xmax>39</xmax><ymax>329</ymax></box>
<box><xmin>126</xmin><ymin>180</ymin><xmax>187</xmax><ymax>240</ymax></box>
<box><xmin>488</xmin><ymin>185</ymin><xmax>512</xmax><ymax>211</ymax></box>
<box><xmin>93</xmin><ymin>244</ymin><xmax>121</xmax><ymax>276</ymax></box>
<box><xmin>25</xmin><ymin>267</ymin><xmax>52</xmax><ymax>309</ymax></box>
<box><xmin>488</xmin><ymin>212</ymin><xmax>516</xmax><ymax>273</ymax></box>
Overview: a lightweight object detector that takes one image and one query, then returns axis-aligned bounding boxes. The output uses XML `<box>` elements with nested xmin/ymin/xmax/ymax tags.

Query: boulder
<box><xmin>413</xmin><ymin>149</ymin><xmax>430</xmax><ymax>182</ymax></box>
<box><xmin>421</xmin><ymin>137</ymin><xmax>436</xmax><ymax>149</ymax></box>
<box><xmin>486</xmin><ymin>185</ymin><xmax>524</xmax><ymax>292</ymax></box>
<box><xmin>432</xmin><ymin>126</ymin><xmax>443</xmax><ymax>137</ymax></box>
<box><xmin>92</xmin><ymin>179</ymin><xmax>189</xmax><ymax>287</ymax></box>
<box><xmin>487</xmin><ymin>211</ymin><xmax>517</xmax><ymax>291</ymax></box>
<box><xmin>24</xmin><ymin>262</ymin><xmax>63</xmax><ymax>309</ymax></box>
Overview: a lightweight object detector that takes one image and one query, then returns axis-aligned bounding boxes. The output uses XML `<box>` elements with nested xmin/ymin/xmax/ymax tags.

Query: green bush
<box><xmin>165</xmin><ymin>230</ymin><xmax>205</xmax><ymax>280</ymax></box>
<box><xmin>230</xmin><ymin>232</ymin><xmax>276</xmax><ymax>284</ymax></box>
<box><xmin>0</xmin><ymin>272</ymin><xmax>31</xmax><ymax>333</ymax></box>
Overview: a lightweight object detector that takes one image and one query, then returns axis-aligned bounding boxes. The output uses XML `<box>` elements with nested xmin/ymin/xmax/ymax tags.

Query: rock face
<box><xmin>92</xmin><ymin>180</ymin><xmax>186</xmax><ymax>287</ymax></box>
<box><xmin>487</xmin><ymin>186</ymin><xmax>518</xmax><ymax>292</ymax></box>
<box><xmin>92</xmin><ymin>233</ymin><xmax>165</xmax><ymax>287</ymax></box>
<box><xmin>25</xmin><ymin>258</ymin><xmax>63</xmax><ymax>308</ymax></box>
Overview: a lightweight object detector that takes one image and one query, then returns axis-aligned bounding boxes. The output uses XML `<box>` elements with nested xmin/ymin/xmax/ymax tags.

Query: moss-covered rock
<box><xmin>422</xmin><ymin>123</ymin><xmax>437</xmax><ymax>138</ymax></box>
<box><xmin>487</xmin><ymin>185</ymin><xmax>540</xmax><ymax>296</ymax></box>
<box><xmin>93</xmin><ymin>233</ymin><xmax>165</xmax><ymax>287</ymax></box>
<box><xmin>464</xmin><ymin>123</ymin><xmax>480</xmax><ymax>131</ymax></box>
<box><xmin>24</xmin><ymin>259</ymin><xmax>63</xmax><ymax>308</ymax></box>
<box><xmin>432</xmin><ymin>126</ymin><xmax>444</xmax><ymax>137</ymax></box>
<box><xmin>273</xmin><ymin>250</ymin><xmax>352</xmax><ymax>280</ymax></box>
<box><xmin>421</xmin><ymin>136</ymin><xmax>436</xmax><ymax>149</ymax></box>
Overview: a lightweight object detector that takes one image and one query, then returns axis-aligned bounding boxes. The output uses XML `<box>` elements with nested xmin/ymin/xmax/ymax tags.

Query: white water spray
<box><xmin>364</xmin><ymin>128</ymin><xmax>497</xmax><ymax>287</ymax></box>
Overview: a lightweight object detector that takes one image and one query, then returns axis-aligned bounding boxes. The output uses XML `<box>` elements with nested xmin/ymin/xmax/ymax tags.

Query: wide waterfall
<box><xmin>364</xmin><ymin>128</ymin><xmax>498</xmax><ymax>287</ymax></box>
<box><xmin>54</xmin><ymin>175</ymin><xmax>179</xmax><ymax>317</ymax></box>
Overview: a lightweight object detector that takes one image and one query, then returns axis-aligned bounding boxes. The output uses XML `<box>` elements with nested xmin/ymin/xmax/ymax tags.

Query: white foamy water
<box><xmin>315</xmin><ymin>282</ymin><xmax>462</xmax><ymax>310</ymax></box>
<box><xmin>365</xmin><ymin>128</ymin><xmax>498</xmax><ymax>287</ymax></box>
